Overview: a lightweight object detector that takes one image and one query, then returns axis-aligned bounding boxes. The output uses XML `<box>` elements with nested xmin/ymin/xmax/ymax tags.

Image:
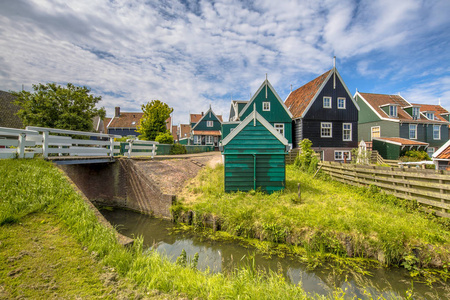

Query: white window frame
<box><xmin>263</xmin><ymin>102</ymin><xmax>270</xmax><ymax>111</ymax></box>
<box><xmin>412</xmin><ymin>107</ymin><xmax>420</xmax><ymax>119</ymax></box>
<box><xmin>274</xmin><ymin>123</ymin><xmax>284</xmax><ymax>136</ymax></box>
<box><xmin>205</xmin><ymin>136</ymin><xmax>213</xmax><ymax>145</ymax></box>
<box><xmin>389</xmin><ymin>105</ymin><xmax>397</xmax><ymax>117</ymax></box>
<box><xmin>207</xmin><ymin>120</ymin><xmax>213</xmax><ymax>127</ymax></box>
<box><xmin>409</xmin><ymin>124</ymin><xmax>417</xmax><ymax>139</ymax></box>
<box><xmin>371</xmin><ymin>126</ymin><xmax>380</xmax><ymax>140</ymax></box>
<box><xmin>334</xmin><ymin>150</ymin><xmax>351</xmax><ymax>161</ymax></box>
<box><xmin>337</xmin><ymin>97</ymin><xmax>346</xmax><ymax>109</ymax></box>
<box><xmin>343</xmin><ymin>123</ymin><xmax>352</xmax><ymax>141</ymax></box>
<box><xmin>323</xmin><ymin>96</ymin><xmax>332</xmax><ymax>108</ymax></box>
<box><xmin>193</xmin><ymin>135</ymin><xmax>201</xmax><ymax>145</ymax></box>
<box><xmin>433</xmin><ymin>125</ymin><xmax>441</xmax><ymax>140</ymax></box>
<box><xmin>427</xmin><ymin>147</ymin><xmax>435</xmax><ymax>157</ymax></box>
<box><xmin>321</xmin><ymin>122</ymin><xmax>332</xmax><ymax>138</ymax></box>
<box><xmin>426</xmin><ymin>112</ymin><xmax>435</xmax><ymax>120</ymax></box>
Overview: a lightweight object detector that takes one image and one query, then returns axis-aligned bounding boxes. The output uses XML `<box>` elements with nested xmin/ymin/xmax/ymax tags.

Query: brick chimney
<box><xmin>115</xmin><ymin>107</ymin><xmax>120</xmax><ymax>117</ymax></box>
<box><xmin>201</xmin><ymin>112</ymin><xmax>204</xmax><ymax>116</ymax></box>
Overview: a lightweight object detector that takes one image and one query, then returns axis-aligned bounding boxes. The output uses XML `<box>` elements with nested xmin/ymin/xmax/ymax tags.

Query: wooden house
<box><xmin>107</xmin><ymin>107</ymin><xmax>143</xmax><ymax>137</ymax></box>
<box><xmin>190</xmin><ymin>107</ymin><xmax>223</xmax><ymax>148</ymax></box>
<box><xmin>355</xmin><ymin>92</ymin><xmax>450</xmax><ymax>158</ymax></box>
<box><xmin>285</xmin><ymin>66</ymin><xmax>359</xmax><ymax>161</ymax></box>
<box><xmin>432</xmin><ymin>139</ymin><xmax>450</xmax><ymax>170</ymax></box>
<box><xmin>222</xmin><ymin>79</ymin><xmax>293</xmax><ymax>149</ymax></box>
<box><xmin>221</xmin><ymin>108</ymin><xmax>288</xmax><ymax>193</ymax></box>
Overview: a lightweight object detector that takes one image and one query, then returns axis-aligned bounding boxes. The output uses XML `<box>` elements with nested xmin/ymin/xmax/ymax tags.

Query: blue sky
<box><xmin>1</xmin><ymin>0</ymin><xmax>449</xmax><ymax>124</ymax></box>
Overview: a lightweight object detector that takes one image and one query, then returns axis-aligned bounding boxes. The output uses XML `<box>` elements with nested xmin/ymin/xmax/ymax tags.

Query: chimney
<box><xmin>202</xmin><ymin>112</ymin><xmax>204</xmax><ymax>116</ymax></box>
<box><xmin>115</xmin><ymin>107</ymin><xmax>120</xmax><ymax>117</ymax></box>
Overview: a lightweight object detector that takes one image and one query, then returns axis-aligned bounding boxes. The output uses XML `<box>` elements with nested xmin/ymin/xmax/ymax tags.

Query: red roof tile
<box><xmin>411</xmin><ymin>103</ymin><xmax>449</xmax><ymax>122</ymax></box>
<box><xmin>178</xmin><ymin>124</ymin><xmax>191</xmax><ymax>138</ymax></box>
<box><xmin>108</xmin><ymin>112</ymin><xmax>143</xmax><ymax>128</ymax></box>
<box><xmin>285</xmin><ymin>70</ymin><xmax>331</xmax><ymax>119</ymax></box>
<box><xmin>192</xmin><ymin>130</ymin><xmax>221</xmax><ymax>136</ymax></box>
<box><xmin>436</xmin><ymin>145</ymin><xmax>450</xmax><ymax>159</ymax></box>
<box><xmin>374</xmin><ymin>137</ymin><xmax>428</xmax><ymax>146</ymax></box>
<box><xmin>359</xmin><ymin>93</ymin><xmax>412</xmax><ymax>120</ymax></box>
<box><xmin>190</xmin><ymin>114</ymin><xmax>203</xmax><ymax>124</ymax></box>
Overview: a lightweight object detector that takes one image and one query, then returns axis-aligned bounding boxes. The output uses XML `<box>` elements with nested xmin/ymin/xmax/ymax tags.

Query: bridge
<box><xmin>0</xmin><ymin>126</ymin><xmax>159</xmax><ymax>164</ymax></box>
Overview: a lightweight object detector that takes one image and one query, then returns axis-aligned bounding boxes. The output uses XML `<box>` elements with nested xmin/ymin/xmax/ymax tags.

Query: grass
<box><xmin>177</xmin><ymin>164</ymin><xmax>450</xmax><ymax>276</ymax></box>
<box><xmin>0</xmin><ymin>158</ymin><xmax>314</xmax><ymax>299</ymax></box>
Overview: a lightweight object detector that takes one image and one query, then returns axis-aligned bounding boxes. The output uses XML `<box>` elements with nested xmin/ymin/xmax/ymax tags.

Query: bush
<box><xmin>400</xmin><ymin>150</ymin><xmax>430</xmax><ymax>162</ymax></box>
<box><xmin>294</xmin><ymin>138</ymin><xmax>319</xmax><ymax>173</ymax></box>
<box><xmin>170</xmin><ymin>143</ymin><xmax>187</xmax><ymax>155</ymax></box>
<box><xmin>155</xmin><ymin>132</ymin><xmax>174</xmax><ymax>144</ymax></box>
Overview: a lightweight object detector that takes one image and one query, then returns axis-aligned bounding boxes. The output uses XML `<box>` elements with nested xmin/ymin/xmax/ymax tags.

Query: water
<box><xmin>101</xmin><ymin>208</ymin><xmax>448</xmax><ymax>299</ymax></box>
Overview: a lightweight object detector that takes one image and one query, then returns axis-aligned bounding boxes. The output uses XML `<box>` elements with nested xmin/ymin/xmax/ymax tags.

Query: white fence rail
<box><xmin>126</xmin><ymin>140</ymin><xmax>158</xmax><ymax>158</ymax></box>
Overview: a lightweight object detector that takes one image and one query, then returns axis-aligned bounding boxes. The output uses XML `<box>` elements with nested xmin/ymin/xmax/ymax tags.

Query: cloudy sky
<box><xmin>1</xmin><ymin>0</ymin><xmax>450</xmax><ymax>124</ymax></box>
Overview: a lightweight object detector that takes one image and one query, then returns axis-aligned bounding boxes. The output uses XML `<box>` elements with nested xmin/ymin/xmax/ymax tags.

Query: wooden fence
<box><xmin>319</xmin><ymin>161</ymin><xmax>450</xmax><ymax>218</ymax></box>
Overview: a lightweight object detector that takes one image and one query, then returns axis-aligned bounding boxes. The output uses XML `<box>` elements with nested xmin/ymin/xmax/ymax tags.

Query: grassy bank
<box><xmin>0</xmin><ymin>159</ymin><xmax>313</xmax><ymax>299</ymax></box>
<box><xmin>177</xmin><ymin>164</ymin><xmax>450</xmax><ymax>277</ymax></box>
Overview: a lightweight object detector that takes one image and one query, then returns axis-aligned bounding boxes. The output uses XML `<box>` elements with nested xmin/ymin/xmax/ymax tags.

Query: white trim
<box><xmin>207</xmin><ymin>120</ymin><xmax>213</xmax><ymax>127</ymax></box>
<box><xmin>409</xmin><ymin>124</ymin><xmax>417</xmax><ymax>140</ymax></box>
<box><xmin>320</xmin><ymin>122</ymin><xmax>332</xmax><ymax>138</ymax></box>
<box><xmin>323</xmin><ymin>96</ymin><xmax>332</xmax><ymax>108</ymax></box>
<box><xmin>343</xmin><ymin>123</ymin><xmax>352</xmax><ymax>141</ymax></box>
<box><xmin>239</xmin><ymin>79</ymin><xmax>293</xmax><ymax>119</ymax></box>
<box><xmin>274</xmin><ymin>123</ymin><xmax>285</xmax><ymax>136</ymax></box>
<box><xmin>191</xmin><ymin>107</ymin><xmax>222</xmax><ymax>131</ymax></box>
<box><xmin>263</xmin><ymin>101</ymin><xmax>270</xmax><ymax>111</ymax></box>
<box><xmin>221</xmin><ymin>110</ymin><xmax>288</xmax><ymax>146</ymax></box>
<box><xmin>334</xmin><ymin>150</ymin><xmax>351</xmax><ymax>161</ymax></box>
<box><xmin>337</xmin><ymin>97</ymin><xmax>346</xmax><ymax>109</ymax></box>
<box><xmin>432</xmin><ymin>139</ymin><xmax>450</xmax><ymax>158</ymax></box>
<box><xmin>433</xmin><ymin>124</ymin><xmax>441</xmax><ymax>140</ymax></box>
<box><xmin>371</xmin><ymin>126</ymin><xmax>381</xmax><ymax>140</ymax></box>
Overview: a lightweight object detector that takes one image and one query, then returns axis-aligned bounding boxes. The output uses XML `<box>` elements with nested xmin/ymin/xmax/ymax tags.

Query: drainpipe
<box><xmin>253</xmin><ymin>154</ymin><xmax>256</xmax><ymax>190</ymax></box>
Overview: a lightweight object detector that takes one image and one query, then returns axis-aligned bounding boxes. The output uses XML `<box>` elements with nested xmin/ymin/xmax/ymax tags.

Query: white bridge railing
<box><xmin>0</xmin><ymin>126</ymin><xmax>159</xmax><ymax>160</ymax></box>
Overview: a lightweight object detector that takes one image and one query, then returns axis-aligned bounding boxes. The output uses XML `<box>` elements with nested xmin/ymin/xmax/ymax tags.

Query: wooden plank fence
<box><xmin>319</xmin><ymin>161</ymin><xmax>450</xmax><ymax>218</ymax></box>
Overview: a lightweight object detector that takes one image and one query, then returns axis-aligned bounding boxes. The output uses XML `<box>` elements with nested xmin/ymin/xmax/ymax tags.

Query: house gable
<box><xmin>191</xmin><ymin>107</ymin><xmax>223</xmax><ymax>132</ymax></box>
<box><xmin>239</xmin><ymin>79</ymin><xmax>292</xmax><ymax>123</ymax></box>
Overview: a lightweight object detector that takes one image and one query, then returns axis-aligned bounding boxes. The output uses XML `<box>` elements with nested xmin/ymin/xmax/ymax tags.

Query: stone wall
<box><xmin>59</xmin><ymin>158</ymin><xmax>175</xmax><ymax>218</ymax></box>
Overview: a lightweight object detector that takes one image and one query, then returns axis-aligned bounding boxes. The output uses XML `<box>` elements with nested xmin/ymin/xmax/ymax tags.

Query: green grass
<box><xmin>178</xmin><ymin>164</ymin><xmax>450</xmax><ymax>273</ymax></box>
<box><xmin>0</xmin><ymin>158</ymin><xmax>314</xmax><ymax>299</ymax></box>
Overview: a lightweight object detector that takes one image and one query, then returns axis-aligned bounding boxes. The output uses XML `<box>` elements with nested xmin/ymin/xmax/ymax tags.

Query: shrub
<box><xmin>155</xmin><ymin>132</ymin><xmax>174</xmax><ymax>144</ymax></box>
<box><xmin>170</xmin><ymin>143</ymin><xmax>187</xmax><ymax>155</ymax></box>
<box><xmin>294</xmin><ymin>138</ymin><xmax>319</xmax><ymax>173</ymax></box>
<box><xmin>400</xmin><ymin>150</ymin><xmax>430</xmax><ymax>162</ymax></box>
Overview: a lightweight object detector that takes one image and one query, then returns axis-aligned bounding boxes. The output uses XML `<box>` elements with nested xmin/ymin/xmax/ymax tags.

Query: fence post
<box><xmin>109</xmin><ymin>137</ymin><xmax>115</xmax><ymax>157</ymax></box>
<box><xmin>152</xmin><ymin>143</ymin><xmax>156</xmax><ymax>158</ymax></box>
<box><xmin>127</xmin><ymin>141</ymin><xmax>133</xmax><ymax>158</ymax></box>
<box><xmin>42</xmin><ymin>131</ymin><xmax>49</xmax><ymax>159</ymax></box>
<box><xmin>17</xmin><ymin>133</ymin><xmax>25</xmax><ymax>159</ymax></box>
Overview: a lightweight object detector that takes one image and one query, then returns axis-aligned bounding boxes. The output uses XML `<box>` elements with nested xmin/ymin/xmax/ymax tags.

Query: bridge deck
<box><xmin>47</xmin><ymin>156</ymin><xmax>115</xmax><ymax>165</ymax></box>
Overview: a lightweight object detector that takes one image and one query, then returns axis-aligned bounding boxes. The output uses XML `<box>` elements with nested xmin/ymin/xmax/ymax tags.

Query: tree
<box><xmin>12</xmin><ymin>83</ymin><xmax>105</xmax><ymax>131</ymax></box>
<box><xmin>137</xmin><ymin>100</ymin><xmax>173</xmax><ymax>141</ymax></box>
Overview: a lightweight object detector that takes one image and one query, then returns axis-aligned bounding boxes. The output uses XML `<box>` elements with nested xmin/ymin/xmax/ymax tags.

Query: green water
<box><xmin>101</xmin><ymin>208</ymin><xmax>448</xmax><ymax>299</ymax></box>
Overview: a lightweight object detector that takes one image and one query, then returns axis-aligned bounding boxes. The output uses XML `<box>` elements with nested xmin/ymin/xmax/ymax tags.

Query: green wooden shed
<box><xmin>220</xmin><ymin>109</ymin><xmax>288</xmax><ymax>193</ymax></box>
<box><xmin>372</xmin><ymin>137</ymin><xmax>428</xmax><ymax>160</ymax></box>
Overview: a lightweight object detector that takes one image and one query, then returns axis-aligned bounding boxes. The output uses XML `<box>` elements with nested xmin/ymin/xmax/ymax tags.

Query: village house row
<box><xmin>2</xmin><ymin>65</ymin><xmax>449</xmax><ymax>166</ymax></box>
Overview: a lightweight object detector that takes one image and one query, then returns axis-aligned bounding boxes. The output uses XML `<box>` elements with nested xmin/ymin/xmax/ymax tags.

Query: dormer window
<box><xmin>412</xmin><ymin>107</ymin><xmax>420</xmax><ymax>119</ymax></box>
<box><xmin>425</xmin><ymin>112</ymin><xmax>435</xmax><ymax>120</ymax></box>
<box><xmin>323</xmin><ymin>97</ymin><xmax>332</xmax><ymax>108</ymax></box>
<box><xmin>389</xmin><ymin>105</ymin><xmax>397</xmax><ymax>117</ymax></box>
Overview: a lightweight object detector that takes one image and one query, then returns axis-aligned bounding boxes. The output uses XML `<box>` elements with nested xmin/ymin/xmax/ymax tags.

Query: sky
<box><xmin>1</xmin><ymin>0</ymin><xmax>450</xmax><ymax>125</ymax></box>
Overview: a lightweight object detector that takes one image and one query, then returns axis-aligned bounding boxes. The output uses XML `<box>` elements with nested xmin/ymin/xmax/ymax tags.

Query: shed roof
<box><xmin>192</xmin><ymin>130</ymin><xmax>221</xmax><ymax>136</ymax></box>
<box><xmin>433</xmin><ymin>139</ymin><xmax>450</xmax><ymax>160</ymax></box>
<box><xmin>373</xmin><ymin>137</ymin><xmax>428</xmax><ymax>146</ymax></box>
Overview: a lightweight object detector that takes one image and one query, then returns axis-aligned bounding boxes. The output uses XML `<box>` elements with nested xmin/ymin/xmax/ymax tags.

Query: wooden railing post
<box><xmin>42</xmin><ymin>131</ymin><xmax>49</xmax><ymax>159</ymax></box>
<box><xmin>17</xmin><ymin>133</ymin><xmax>25</xmax><ymax>158</ymax></box>
<box><xmin>109</xmin><ymin>137</ymin><xmax>115</xmax><ymax>157</ymax></box>
<box><xmin>127</xmin><ymin>140</ymin><xmax>133</xmax><ymax>158</ymax></box>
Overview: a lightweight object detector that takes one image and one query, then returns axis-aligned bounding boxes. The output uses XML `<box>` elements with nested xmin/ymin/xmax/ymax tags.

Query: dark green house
<box><xmin>190</xmin><ymin>107</ymin><xmax>223</xmax><ymax>148</ymax></box>
<box><xmin>222</xmin><ymin>78</ymin><xmax>293</xmax><ymax>149</ymax></box>
<box><xmin>355</xmin><ymin>92</ymin><xmax>449</xmax><ymax>159</ymax></box>
<box><xmin>220</xmin><ymin>109</ymin><xmax>288</xmax><ymax>193</ymax></box>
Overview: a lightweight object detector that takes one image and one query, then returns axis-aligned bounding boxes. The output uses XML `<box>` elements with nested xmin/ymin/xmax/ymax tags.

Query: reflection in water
<box><xmin>101</xmin><ymin>209</ymin><xmax>448</xmax><ymax>299</ymax></box>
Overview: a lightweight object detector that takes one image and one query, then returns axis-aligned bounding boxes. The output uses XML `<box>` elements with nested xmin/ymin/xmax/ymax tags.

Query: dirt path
<box><xmin>132</xmin><ymin>152</ymin><xmax>222</xmax><ymax>195</ymax></box>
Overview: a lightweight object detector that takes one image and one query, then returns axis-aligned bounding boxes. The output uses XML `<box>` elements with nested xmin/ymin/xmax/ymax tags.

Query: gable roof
<box><xmin>411</xmin><ymin>103</ymin><xmax>449</xmax><ymax>122</ymax></box>
<box><xmin>373</xmin><ymin>137</ymin><xmax>428</xmax><ymax>146</ymax></box>
<box><xmin>222</xmin><ymin>109</ymin><xmax>288</xmax><ymax>146</ymax></box>
<box><xmin>433</xmin><ymin>139</ymin><xmax>450</xmax><ymax>160</ymax></box>
<box><xmin>239</xmin><ymin>79</ymin><xmax>293</xmax><ymax>119</ymax></box>
<box><xmin>285</xmin><ymin>68</ymin><xmax>357</xmax><ymax>119</ymax></box>
<box><xmin>229</xmin><ymin>100</ymin><xmax>248</xmax><ymax>121</ymax></box>
<box><xmin>357</xmin><ymin>92</ymin><xmax>449</xmax><ymax>124</ymax></box>
<box><xmin>0</xmin><ymin>90</ymin><xmax>23</xmax><ymax>128</ymax></box>
<box><xmin>191</xmin><ymin>107</ymin><xmax>223</xmax><ymax>130</ymax></box>
<box><xmin>108</xmin><ymin>112</ymin><xmax>143</xmax><ymax>128</ymax></box>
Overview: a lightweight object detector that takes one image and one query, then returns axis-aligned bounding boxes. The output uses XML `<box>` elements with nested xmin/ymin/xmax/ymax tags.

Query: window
<box><xmin>321</xmin><ymin>122</ymin><xmax>332</xmax><ymax>138</ymax></box>
<box><xmin>274</xmin><ymin>123</ymin><xmax>284</xmax><ymax>136</ymax></box>
<box><xmin>263</xmin><ymin>102</ymin><xmax>270</xmax><ymax>111</ymax></box>
<box><xmin>205</xmin><ymin>136</ymin><xmax>213</xmax><ymax>144</ymax></box>
<box><xmin>409</xmin><ymin>124</ymin><xmax>417</xmax><ymax>139</ymax></box>
<box><xmin>412</xmin><ymin>107</ymin><xmax>420</xmax><ymax>119</ymax></box>
<box><xmin>426</xmin><ymin>112</ymin><xmax>435</xmax><ymax>120</ymax></box>
<box><xmin>427</xmin><ymin>147</ymin><xmax>435</xmax><ymax>158</ymax></box>
<box><xmin>337</xmin><ymin>97</ymin><xmax>346</xmax><ymax>109</ymax></box>
<box><xmin>433</xmin><ymin>125</ymin><xmax>441</xmax><ymax>140</ymax></box>
<box><xmin>343</xmin><ymin>123</ymin><xmax>352</xmax><ymax>141</ymax></box>
<box><xmin>389</xmin><ymin>105</ymin><xmax>397</xmax><ymax>117</ymax></box>
<box><xmin>193</xmin><ymin>136</ymin><xmax>201</xmax><ymax>145</ymax></box>
<box><xmin>334</xmin><ymin>151</ymin><xmax>351</xmax><ymax>161</ymax></box>
<box><xmin>323</xmin><ymin>96</ymin><xmax>332</xmax><ymax>108</ymax></box>
<box><xmin>371</xmin><ymin>126</ymin><xmax>380</xmax><ymax>140</ymax></box>
<box><xmin>207</xmin><ymin>120</ymin><xmax>213</xmax><ymax>127</ymax></box>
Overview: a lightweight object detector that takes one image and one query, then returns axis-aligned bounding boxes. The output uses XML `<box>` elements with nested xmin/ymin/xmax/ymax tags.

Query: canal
<box><xmin>100</xmin><ymin>208</ymin><xmax>448</xmax><ymax>299</ymax></box>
